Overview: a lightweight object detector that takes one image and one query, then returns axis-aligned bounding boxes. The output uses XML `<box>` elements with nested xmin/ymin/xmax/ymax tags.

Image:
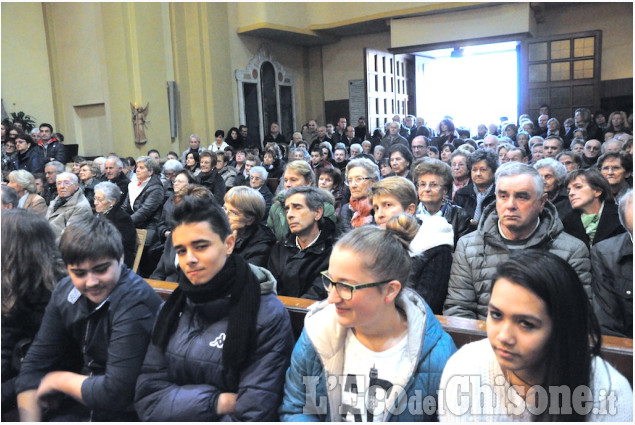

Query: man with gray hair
<box><xmin>267</xmin><ymin>186</ymin><xmax>335</xmax><ymax>300</ymax></box>
<box><xmin>349</xmin><ymin>143</ymin><xmax>363</xmax><ymax>159</ymax></box>
<box><xmin>181</xmin><ymin>134</ymin><xmax>206</xmax><ymax>164</ymax></box>
<box><xmin>591</xmin><ymin>190</ymin><xmax>633</xmax><ymax>337</ymax></box>
<box><xmin>46</xmin><ymin>172</ymin><xmax>93</xmax><ymax>239</ymax></box>
<box><xmin>43</xmin><ymin>160</ymin><xmax>65</xmax><ymax>205</ymax></box>
<box><xmin>1</xmin><ymin>185</ymin><xmax>18</xmax><ymax>209</ymax></box>
<box><xmin>380</xmin><ymin>121</ymin><xmax>409</xmax><ymax>150</ymax></box>
<box><xmin>481</xmin><ymin>134</ymin><xmax>499</xmax><ymax>151</ymax></box>
<box><xmin>104</xmin><ymin>155</ymin><xmax>131</xmax><ymax>201</ymax></box>
<box><xmin>444</xmin><ymin>162</ymin><xmax>592</xmax><ymax>319</ymax></box>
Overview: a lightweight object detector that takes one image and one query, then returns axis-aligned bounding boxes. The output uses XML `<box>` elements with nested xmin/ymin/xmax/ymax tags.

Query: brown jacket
<box><xmin>24</xmin><ymin>193</ymin><xmax>48</xmax><ymax>214</ymax></box>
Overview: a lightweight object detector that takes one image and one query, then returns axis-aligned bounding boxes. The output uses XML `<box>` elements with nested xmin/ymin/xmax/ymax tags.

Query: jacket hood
<box><xmin>303</xmin><ymin>288</ymin><xmax>445</xmax><ymax>419</ymax></box>
<box><xmin>410</xmin><ymin>215</ymin><xmax>454</xmax><ymax>255</ymax></box>
<box><xmin>478</xmin><ymin>200</ymin><xmax>563</xmax><ymax>247</ymax></box>
<box><xmin>249</xmin><ymin>263</ymin><xmax>277</xmax><ymax>295</ymax></box>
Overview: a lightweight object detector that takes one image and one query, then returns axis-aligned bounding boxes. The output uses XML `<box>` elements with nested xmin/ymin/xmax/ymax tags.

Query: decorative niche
<box><xmin>235</xmin><ymin>43</ymin><xmax>296</xmax><ymax>147</ymax></box>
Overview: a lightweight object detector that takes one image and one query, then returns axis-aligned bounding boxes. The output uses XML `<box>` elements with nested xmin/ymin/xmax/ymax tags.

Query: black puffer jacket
<box><xmin>135</xmin><ymin>265</ymin><xmax>294</xmax><ymax>421</ymax></box>
<box><xmin>234</xmin><ymin>223</ymin><xmax>277</xmax><ymax>267</ymax></box>
<box><xmin>41</xmin><ymin>140</ymin><xmax>66</xmax><ymax>164</ymax></box>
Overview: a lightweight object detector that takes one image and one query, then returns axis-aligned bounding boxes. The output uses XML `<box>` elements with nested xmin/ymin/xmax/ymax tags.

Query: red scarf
<box><xmin>349</xmin><ymin>198</ymin><xmax>373</xmax><ymax>228</ymax></box>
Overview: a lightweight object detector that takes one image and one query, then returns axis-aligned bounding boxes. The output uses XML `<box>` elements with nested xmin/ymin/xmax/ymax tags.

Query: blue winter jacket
<box><xmin>279</xmin><ymin>288</ymin><xmax>457</xmax><ymax>421</ymax></box>
<box><xmin>135</xmin><ymin>264</ymin><xmax>294</xmax><ymax>421</ymax></box>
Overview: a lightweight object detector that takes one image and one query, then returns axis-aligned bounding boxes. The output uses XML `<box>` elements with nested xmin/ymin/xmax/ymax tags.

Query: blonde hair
<box><xmin>284</xmin><ymin>160</ymin><xmax>315</xmax><ymax>185</ymax></box>
<box><xmin>370</xmin><ymin>176</ymin><xmax>417</xmax><ymax>209</ymax></box>
<box><xmin>335</xmin><ymin>214</ymin><xmax>418</xmax><ymax>287</ymax></box>
<box><xmin>224</xmin><ymin>186</ymin><xmax>266</xmax><ymax>223</ymax></box>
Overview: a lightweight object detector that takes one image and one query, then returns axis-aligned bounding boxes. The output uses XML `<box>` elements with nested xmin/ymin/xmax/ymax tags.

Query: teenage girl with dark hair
<box><xmin>440</xmin><ymin>250</ymin><xmax>632</xmax><ymax>421</ymax></box>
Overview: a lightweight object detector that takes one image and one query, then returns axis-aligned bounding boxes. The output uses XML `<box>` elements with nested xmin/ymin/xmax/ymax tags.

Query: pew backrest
<box><xmin>145</xmin><ymin>279</ymin><xmax>633</xmax><ymax>385</ymax></box>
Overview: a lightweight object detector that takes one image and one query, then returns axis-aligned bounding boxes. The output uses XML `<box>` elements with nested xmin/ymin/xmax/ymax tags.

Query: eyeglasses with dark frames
<box><xmin>321</xmin><ymin>271</ymin><xmax>391</xmax><ymax>301</ymax></box>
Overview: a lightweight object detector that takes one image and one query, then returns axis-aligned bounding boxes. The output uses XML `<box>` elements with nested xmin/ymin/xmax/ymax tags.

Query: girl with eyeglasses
<box><xmin>280</xmin><ymin>220</ymin><xmax>457</xmax><ymax>421</ymax></box>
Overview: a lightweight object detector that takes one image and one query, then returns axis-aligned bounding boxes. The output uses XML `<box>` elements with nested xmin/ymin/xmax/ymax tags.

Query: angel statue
<box><xmin>131</xmin><ymin>102</ymin><xmax>149</xmax><ymax>144</ymax></box>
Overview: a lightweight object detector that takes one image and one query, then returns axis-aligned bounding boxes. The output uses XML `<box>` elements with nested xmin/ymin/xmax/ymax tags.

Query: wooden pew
<box><xmin>145</xmin><ymin>280</ymin><xmax>633</xmax><ymax>385</ymax></box>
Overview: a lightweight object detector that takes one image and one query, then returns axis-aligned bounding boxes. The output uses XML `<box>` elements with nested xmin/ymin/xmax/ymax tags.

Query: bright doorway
<box><xmin>415</xmin><ymin>41</ymin><xmax>519</xmax><ymax>133</ymax></box>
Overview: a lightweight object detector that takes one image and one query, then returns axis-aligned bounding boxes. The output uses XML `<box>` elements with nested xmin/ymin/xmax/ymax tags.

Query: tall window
<box><xmin>416</xmin><ymin>41</ymin><xmax>519</xmax><ymax>133</ymax></box>
<box><xmin>521</xmin><ymin>31</ymin><xmax>601</xmax><ymax>123</ymax></box>
<box><xmin>235</xmin><ymin>44</ymin><xmax>296</xmax><ymax>148</ymax></box>
<box><xmin>365</xmin><ymin>49</ymin><xmax>413</xmax><ymax>134</ymax></box>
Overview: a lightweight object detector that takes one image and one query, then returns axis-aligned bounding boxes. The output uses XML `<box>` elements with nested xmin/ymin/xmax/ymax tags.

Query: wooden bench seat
<box><xmin>145</xmin><ymin>279</ymin><xmax>633</xmax><ymax>385</ymax></box>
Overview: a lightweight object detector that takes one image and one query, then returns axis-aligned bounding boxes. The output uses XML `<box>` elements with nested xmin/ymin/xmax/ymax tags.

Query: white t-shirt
<box><xmin>340</xmin><ymin>330</ymin><xmax>408</xmax><ymax>422</ymax></box>
<box><xmin>439</xmin><ymin>338</ymin><xmax>633</xmax><ymax>422</ymax></box>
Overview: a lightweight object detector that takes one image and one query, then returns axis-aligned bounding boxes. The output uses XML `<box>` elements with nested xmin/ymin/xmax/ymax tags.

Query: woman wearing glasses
<box><xmin>336</xmin><ymin>157</ymin><xmax>380</xmax><ymax>237</ymax></box>
<box><xmin>280</xmin><ymin>220</ymin><xmax>457</xmax><ymax>421</ymax></box>
<box><xmin>223</xmin><ymin>186</ymin><xmax>276</xmax><ymax>267</ymax></box>
<box><xmin>248</xmin><ymin>166</ymin><xmax>273</xmax><ymax>221</ymax></box>
<box><xmin>413</xmin><ymin>159</ymin><xmax>474</xmax><ymax>247</ymax></box>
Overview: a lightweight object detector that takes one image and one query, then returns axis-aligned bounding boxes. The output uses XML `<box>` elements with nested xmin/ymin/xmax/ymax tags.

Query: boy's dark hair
<box><xmin>60</xmin><ymin>215</ymin><xmax>124</xmax><ymax>265</ymax></box>
<box><xmin>172</xmin><ymin>194</ymin><xmax>231</xmax><ymax>240</ymax></box>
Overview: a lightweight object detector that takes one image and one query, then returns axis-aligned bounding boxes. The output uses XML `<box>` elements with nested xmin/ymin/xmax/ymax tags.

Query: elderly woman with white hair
<box><xmin>248</xmin><ymin>166</ymin><xmax>273</xmax><ymax>221</ymax></box>
<box><xmin>161</xmin><ymin>158</ymin><xmax>184</xmax><ymax>191</ymax></box>
<box><xmin>533</xmin><ymin>158</ymin><xmax>571</xmax><ymax>220</ymax></box>
<box><xmin>336</xmin><ymin>157</ymin><xmax>380</xmax><ymax>236</ymax></box>
<box><xmin>7</xmin><ymin>169</ymin><xmax>47</xmax><ymax>214</ymax></box>
<box><xmin>94</xmin><ymin>181</ymin><xmax>137</xmax><ymax>268</ymax></box>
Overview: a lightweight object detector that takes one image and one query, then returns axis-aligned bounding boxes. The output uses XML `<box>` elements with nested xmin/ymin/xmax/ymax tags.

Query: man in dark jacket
<box><xmin>39</xmin><ymin>123</ymin><xmax>66</xmax><ymax>164</ymax></box>
<box><xmin>104</xmin><ymin>156</ymin><xmax>131</xmax><ymax>204</ymax></box>
<box><xmin>591</xmin><ymin>190</ymin><xmax>633</xmax><ymax>338</ymax></box>
<box><xmin>444</xmin><ymin>163</ymin><xmax>591</xmax><ymax>320</ymax></box>
<box><xmin>268</xmin><ymin>186</ymin><xmax>334</xmax><ymax>300</ymax></box>
<box><xmin>13</xmin><ymin>133</ymin><xmax>44</xmax><ymax>175</ymax></box>
<box><xmin>15</xmin><ymin>216</ymin><xmax>162</xmax><ymax>421</ymax></box>
<box><xmin>263</xmin><ymin>122</ymin><xmax>286</xmax><ymax>146</ymax></box>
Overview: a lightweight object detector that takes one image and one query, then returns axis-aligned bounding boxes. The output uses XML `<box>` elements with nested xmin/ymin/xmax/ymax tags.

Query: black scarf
<box><xmin>53</xmin><ymin>195</ymin><xmax>69</xmax><ymax>212</ymax></box>
<box><xmin>151</xmin><ymin>254</ymin><xmax>261</xmax><ymax>390</ymax></box>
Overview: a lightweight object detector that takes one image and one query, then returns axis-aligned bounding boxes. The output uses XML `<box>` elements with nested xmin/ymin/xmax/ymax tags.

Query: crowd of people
<box><xmin>1</xmin><ymin>106</ymin><xmax>633</xmax><ymax>421</ymax></box>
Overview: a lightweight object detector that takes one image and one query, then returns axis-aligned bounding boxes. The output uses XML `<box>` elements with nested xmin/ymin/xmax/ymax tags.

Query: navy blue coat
<box><xmin>15</xmin><ymin>266</ymin><xmax>162</xmax><ymax>421</ymax></box>
<box><xmin>135</xmin><ymin>284</ymin><xmax>294</xmax><ymax>421</ymax></box>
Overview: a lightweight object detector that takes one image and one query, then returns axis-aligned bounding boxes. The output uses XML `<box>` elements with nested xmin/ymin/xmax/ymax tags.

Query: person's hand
<box><xmin>36</xmin><ymin>372</ymin><xmax>65</xmax><ymax>411</ymax></box>
<box><xmin>216</xmin><ymin>392</ymin><xmax>237</xmax><ymax>415</ymax></box>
